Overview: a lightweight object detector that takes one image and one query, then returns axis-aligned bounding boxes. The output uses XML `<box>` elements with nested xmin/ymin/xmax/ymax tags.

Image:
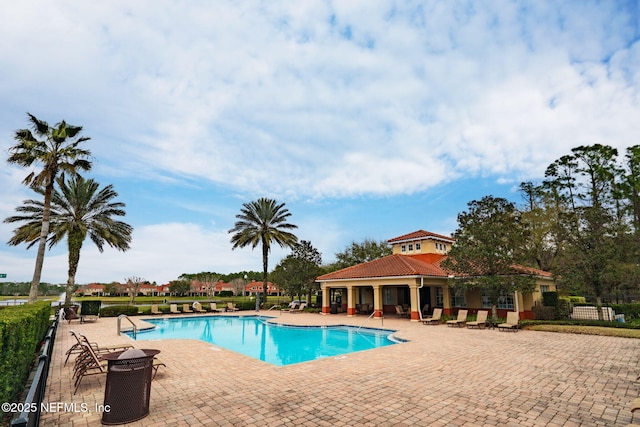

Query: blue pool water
<box><xmin>126</xmin><ymin>316</ymin><xmax>401</xmax><ymax>366</ymax></box>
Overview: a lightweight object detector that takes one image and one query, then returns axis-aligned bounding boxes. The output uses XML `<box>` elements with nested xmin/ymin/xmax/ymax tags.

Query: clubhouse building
<box><xmin>317</xmin><ymin>230</ymin><xmax>555</xmax><ymax>321</ymax></box>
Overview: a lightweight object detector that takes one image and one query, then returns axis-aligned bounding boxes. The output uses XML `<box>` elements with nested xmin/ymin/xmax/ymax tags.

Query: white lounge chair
<box><xmin>498</xmin><ymin>312</ymin><xmax>519</xmax><ymax>332</ymax></box>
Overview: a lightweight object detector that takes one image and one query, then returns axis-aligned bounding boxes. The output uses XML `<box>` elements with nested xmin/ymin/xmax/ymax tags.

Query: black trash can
<box><xmin>330</xmin><ymin>303</ymin><xmax>338</xmax><ymax>314</ymax></box>
<box><xmin>101</xmin><ymin>348</ymin><xmax>160</xmax><ymax>425</ymax></box>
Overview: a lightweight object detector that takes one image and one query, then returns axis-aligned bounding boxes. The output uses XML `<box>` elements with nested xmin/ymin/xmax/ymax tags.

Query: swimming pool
<box><xmin>126</xmin><ymin>316</ymin><xmax>401</xmax><ymax>366</ymax></box>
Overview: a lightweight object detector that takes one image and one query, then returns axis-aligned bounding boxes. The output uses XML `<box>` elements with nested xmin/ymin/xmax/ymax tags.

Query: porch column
<box><xmin>409</xmin><ymin>284</ymin><xmax>420</xmax><ymax>321</ymax></box>
<box><xmin>347</xmin><ymin>286</ymin><xmax>356</xmax><ymax>317</ymax></box>
<box><xmin>372</xmin><ymin>284</ymin><xmax>383</xmax><ymax>318</ymax></box>
<box><xmin>442</xmin><ymin>283</ymin><xmax>452</xmax><ymax>315</ymax></box>
<box><xmin>321</xmin><ymin>283</ymin><xmax>331</xmax><ymax>315</ymax></box>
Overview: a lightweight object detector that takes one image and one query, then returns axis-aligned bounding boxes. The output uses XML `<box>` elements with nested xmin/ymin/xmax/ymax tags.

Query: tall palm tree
<box><xmin>7</xmin><ymin>113</ymin><xmax>92</xmax><ymax>302</ymax></box>
<box><xmin>4</xmin><ymin>175</ymin><xmax>132</xmax><ymax>304</ymax></box>
<box><xmin>229</xmin><ymin>198</ymin><xmax>298</xmax><ymax>311</ymax></box>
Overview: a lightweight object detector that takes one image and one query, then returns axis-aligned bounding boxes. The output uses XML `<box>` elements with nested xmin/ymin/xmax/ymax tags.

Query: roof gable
<box><xmin>387</xmin><ymin>230</ymin><xmax>455</xmax><ymax>244</ymax></box>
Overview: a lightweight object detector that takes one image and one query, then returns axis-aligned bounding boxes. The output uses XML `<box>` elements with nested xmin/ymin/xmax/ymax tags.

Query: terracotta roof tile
<box><xmin>317</xmin><ymin>253</ymin><xmax>553</xmax><ymax>281</ymax></box>
<box><xmin>317</xmin><ymin>254</ymin><xmax>450</xmax><ymax>280</ymax></box>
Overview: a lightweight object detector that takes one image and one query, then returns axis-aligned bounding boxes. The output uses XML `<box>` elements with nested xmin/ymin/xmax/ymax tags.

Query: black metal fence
<box><xmin>10</xmin><ymin>312</ymin><xmax>59</xmax><ymax>427</ymax></box>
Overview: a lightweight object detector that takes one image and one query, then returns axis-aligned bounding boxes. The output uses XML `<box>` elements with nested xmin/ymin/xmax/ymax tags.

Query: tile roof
<box><xmin>317</xmin><ymin>253</ymin><xmax>553</xmax><ymax>281</ymax></box>
<box><xmin>317</xmin><ymin>254</ymin><xmax>449</xmax><ymax>280</ymax></box>
<box><xmin>387</xmin><ymin>229</ymin><xmax>455</xmax><ymax>243</ymax></box>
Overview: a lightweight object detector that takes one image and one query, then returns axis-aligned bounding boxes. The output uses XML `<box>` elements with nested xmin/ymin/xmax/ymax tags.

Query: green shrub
<box><xmin>542</xmin><ymin>291</ymin><xmax>559</xmax><ymax>308</ymax></box>
<box><xmin>99</xmin><ymin>305</ymin><xmax>139</xmax><ymax>317</ymax></box>
<box><xmin>234</xmin><ymin>301</ymin><xmax>255</xmax><ymax>310</ymax></box>
<box><xmin>611</xmin><ymin>303</ymin><xmax>640</xmax><ymax>321</ymax></box>
<box><xmin>532</xmin><ymin>306</ymin><xmax>556</xmax><ymax>320</ymax></box>
<box><xmin>0</xmin><ymin>301</ymin><xmax>51</xmax><ymax>405</ymax></box>
<box><xmin>558</xmin><ymin>297</ymin><xmax>571</xmax><ymax>319</ymax></box>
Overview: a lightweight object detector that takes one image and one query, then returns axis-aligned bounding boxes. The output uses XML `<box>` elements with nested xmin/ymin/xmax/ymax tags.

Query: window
<box><xmin>540</xmin><ymin>285</ymin><xmax>550</xmax><ymax>293</ymax></box>
<box><xmin>383</xmin><ymin>287</ymin><xmax>395</xmax><ymax>305</ymax></box>
<box><xmin>481</xmin><ymin>290</ymin><xmax>514</xmax><ymax>309</ymax></box>
<box><xmin>416</xmin><ymin>243</ymin><xmax>421</xmax><ymax>251</ymax></box>
<box><xmin>408</xmin><ymin>244</ymin><xmax>413</xmax><ymax>251</ymax></box>
<box><xmin>435</xmin><ymin>287</ymin><xmax>444</xmax><ymax>306</ymax></box>
<box><xmin>450</xmin><ymin>288</ymin><xmax>466</xmax><ymax>307</ymax></box>
<box><xmin>401</xmin><ymin>245</ymin><xmax>406</xmax><ymax>252</ymax></box>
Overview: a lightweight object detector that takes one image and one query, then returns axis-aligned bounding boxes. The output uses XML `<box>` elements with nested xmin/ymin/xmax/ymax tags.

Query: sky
<box><xmin>1</xmin><ymin>1</ymin><xmax>639</xmax><ymax>286</ymax></box>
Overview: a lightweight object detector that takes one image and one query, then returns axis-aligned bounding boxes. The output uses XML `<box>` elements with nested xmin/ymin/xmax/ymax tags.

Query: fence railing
<box><xmin>10</xmin><ymin>312</ymin><xmax>59</xmax><ymax>427</ymax></box>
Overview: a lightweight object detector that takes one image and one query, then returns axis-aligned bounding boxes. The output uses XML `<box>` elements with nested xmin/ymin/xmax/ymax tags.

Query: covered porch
<box><xmin>320</xmin><ymin>277</ymin><xmax>452</xmax><ymax>321</ymax></box>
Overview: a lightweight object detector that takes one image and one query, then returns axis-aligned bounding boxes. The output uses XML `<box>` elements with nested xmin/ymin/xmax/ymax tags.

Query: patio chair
<box><xmin>446</xmin><ymin>309</ymin><xmax>468</xmax><ymax>327</ymax></box>
<box><xmin>498</xmin><ymin>311</ymin><xmax>520</xmax><ymax>332</ymax></box>
<box><xmin>150</xmin><ymin>304</ymin><xmax>162</xmax><ymax>315</ymax></box>
<box><xmin>421</xmin><ymin>304</ymin><xmax>430</xmax><ymax>316</ymax></box>
<box><xmin>63</xmin><ymin>305</ymin><xmax>81</xmax><ymax>324</ymax></box>
<box><xmin>466</xmin><ymin>310</ymin><xmax>489</xmax><ymax>329</ymax></box>
<box><xmin>422</xmin><ymin>308</ymin><xmax>442</xmax><ymax>325</ymax></box>
<box><xmin>64</xmin><ymin>331</ymin><xmax>133</xmax><ymax>366</ymax></box>
<box><xmin>182</xmin><ymin>303</ymin><xmax>194</xmax><ymax>313</ymax></box>
<box><xmin>169</xmin><ymin>304</ymin><xmax>181</xmax><ymax>314</ymax></box>
<box><xmin>226</xmin><ymin>302</ymin><xmax>239</xmax><ymax>312</ymax></box>
<box><xmin>193</xmin><ymin>302</ymin><xmax>207</xmax><ymax>313</ymax></box>
<box><xmin>209</xmin><ymin>303</ymin><xmax>224</xmax><ymax>313</ymax></box>
<box><xmin>395</xmin><ymin>305</ymin><xmax>410</xmax><ymax>318</ymax></box>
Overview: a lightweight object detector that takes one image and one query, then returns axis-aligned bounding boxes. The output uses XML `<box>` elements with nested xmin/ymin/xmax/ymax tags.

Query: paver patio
<box><xmin>41</xmin><ymin>312</ymin><xmax>640</xmax><ymax>426</ymax></box>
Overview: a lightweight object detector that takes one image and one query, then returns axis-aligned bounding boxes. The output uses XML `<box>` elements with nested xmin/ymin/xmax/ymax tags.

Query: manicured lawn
<box><xmin>526</xmin><ymin>324</ymin><xmax>640</xmax><ymax>338</ymax></box>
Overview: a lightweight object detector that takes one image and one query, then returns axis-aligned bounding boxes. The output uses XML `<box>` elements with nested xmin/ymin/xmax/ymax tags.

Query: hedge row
<box><xmin>0</xmin><ymin>301</ymin><xmax>51</xmax><ymax>405</ymax></box>
<box><xmin>99</xmin><ymin>305</ymin><xmax>139</xmax><ymax>317</ymax></box>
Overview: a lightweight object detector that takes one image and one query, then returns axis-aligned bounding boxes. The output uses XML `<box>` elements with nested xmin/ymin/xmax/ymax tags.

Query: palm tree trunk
<box><xmin>65</xmin><ymin>229</ymin><xmax>83</xmax><ymax>305</ymax></box>
<box><xmin>29</xmin><ymin>183</ymin><xmax>53</xmax><ymax>303</ymax></box>
<box><xmin>259</xmin><ymin>241</ymin><xmax>268</xmax><ymax>312</ymax></box>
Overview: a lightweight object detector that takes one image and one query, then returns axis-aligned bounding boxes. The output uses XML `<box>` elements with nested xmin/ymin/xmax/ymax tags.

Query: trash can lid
<box><xmin>118</xmin><ymin>348</ymin><xmax>147</xmax><ymax>359</ymax></box>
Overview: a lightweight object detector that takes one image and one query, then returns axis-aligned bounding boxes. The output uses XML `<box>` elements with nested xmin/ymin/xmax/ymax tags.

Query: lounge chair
<box><xmin>193</xmin><ymin>302</ymin><xmax>207</xmax><ymax>313</ymax></box>
<box><xmin>64</xmin><ymin>331</ymin><xmax>133</xmax><ymax>366</ymax></box>
<box><xmin>182</xmin><ymin>303</ymin><xmax>194</xmax><ymax>313</ymax></box>
<box><xmin>395</xmin><ymin>305</ymin><xmax>410</xmax><ymax>318</ymax></box>
<box><xmin>422</xmin><ymin>308</ymin><xmax>442</xmax><ymax>325</ymax></box>
<box><xmin>150</xmin><ymin>304</ymin><xmax>162</xmax><ymax>315</ymax></box>
<box><xmin>209</xmin><ymin>303</ymin><xmax>224</xmax><ymax>313</ymax></box>
<box><xmin>446</xmin><ymin>309</ymin><xmax>468</xmax><ymax>327</ymax></box>
<box><xmin>288</xmin><ymin>303</ymin><xmax>307</xmax><ymax>314</ymax></box>
<box><xmin>226</xmin><ymin>303</ymin><xmax>239</xmax><ymax>312</ymax></box>
<box><xmin>498</xmin><ymin>311</ymin><xmax>520</xmax><ymax>332</ymax></box>
<box><xmin>466</xmin><ymin>310</ymin><xmax>488</xmax><ymax>329</ymax></box>
<box><xmin>169</xmin><ymin>304</ymin><xmax>181</xmax><ymax>314</ymax></box>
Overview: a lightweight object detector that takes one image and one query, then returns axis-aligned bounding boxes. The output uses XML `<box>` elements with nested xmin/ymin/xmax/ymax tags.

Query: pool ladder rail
<box><xmin>117</xmin><ymin>314</ymin><xmax>138</xmax><ymax>339</ymax></box>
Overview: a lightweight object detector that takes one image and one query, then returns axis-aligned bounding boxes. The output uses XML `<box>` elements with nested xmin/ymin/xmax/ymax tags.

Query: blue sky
<box><xmin>1</xmin><ymin>1</ymin><xmax>639</xmax><ymax>285</ymax></box>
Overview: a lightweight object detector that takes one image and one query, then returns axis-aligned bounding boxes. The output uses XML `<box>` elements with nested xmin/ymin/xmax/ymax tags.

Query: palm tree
<box><xmin>7</xmin><ymin>113</ymin><xmax>92</xmax><ymax>302</ymax></box>
<box><xmin>4</xmin><ymin>175</ymin><xmax>132</xmax><ymax>304</ymax></box>
<box><xmin>229</xmin><ymin>198</ymin><xmax>298</xmax><ymax>311</ymax></box>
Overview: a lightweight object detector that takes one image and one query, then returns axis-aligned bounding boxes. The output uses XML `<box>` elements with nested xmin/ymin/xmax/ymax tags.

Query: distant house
<box><xmin>74</xmin><ymin>283</ymin><xmax>105</xmax><ymax>297</ymax></box>
<box><xmin>244</xmin><ymin>280</ymin><xmax>279</xmax><ymax>297</ymax></box>
<box><xmin>317</xmin><ymin>230</ymin><xmax>555</xmax><ymax>321</ymax></box>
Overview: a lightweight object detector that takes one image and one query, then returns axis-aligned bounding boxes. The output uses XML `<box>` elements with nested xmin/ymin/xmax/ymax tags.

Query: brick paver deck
<box><xmin>42</xmin><ymin>312</ymin><xmax>640</xmax><ymax>426</ymax></box>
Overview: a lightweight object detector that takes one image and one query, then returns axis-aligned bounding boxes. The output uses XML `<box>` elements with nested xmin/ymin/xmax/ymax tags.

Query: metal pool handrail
<box><xmin>117</xmin><ymin>314</ymin><xmax>137</xmax><ymax>339</ymax></box>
